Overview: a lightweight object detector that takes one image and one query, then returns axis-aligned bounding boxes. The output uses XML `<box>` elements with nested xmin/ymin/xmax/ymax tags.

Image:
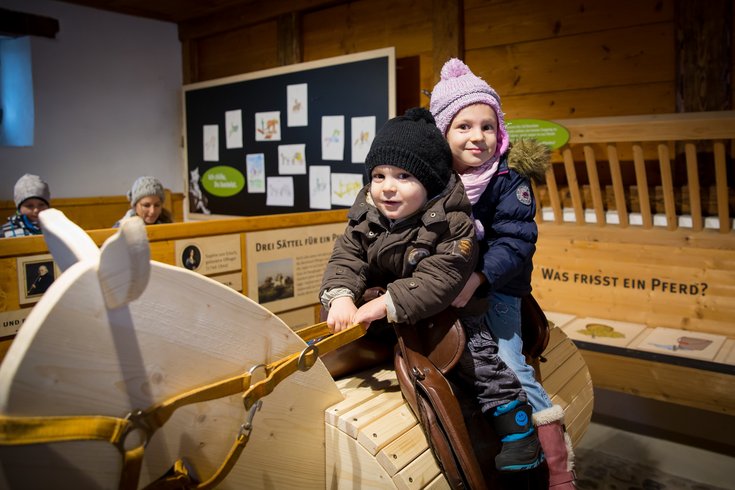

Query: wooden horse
<box><xmin>0</xmin><ymin>209</ymin><xmax>342</xmax><ymax>489</ymax></box>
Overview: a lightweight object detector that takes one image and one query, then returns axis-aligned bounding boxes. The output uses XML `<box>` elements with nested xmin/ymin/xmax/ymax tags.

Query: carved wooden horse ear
<box><xmin>0</xmin><ymin>210</ymin><xmax>343</xmax><ymax>489</ymax></box>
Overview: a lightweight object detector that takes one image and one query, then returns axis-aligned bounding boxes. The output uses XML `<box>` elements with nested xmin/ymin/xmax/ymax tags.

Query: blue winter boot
<box><xmin>490</xmin><ymin>399</ymin><xmax>544</xmax><ymax>471</ymax></box>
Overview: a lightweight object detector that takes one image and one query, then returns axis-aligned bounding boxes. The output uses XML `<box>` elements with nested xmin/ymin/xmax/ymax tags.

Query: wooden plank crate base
<box><xmin>324</xmin><ymin>327</ymin><xmax>592</xmax><ymax>489</ymax></box>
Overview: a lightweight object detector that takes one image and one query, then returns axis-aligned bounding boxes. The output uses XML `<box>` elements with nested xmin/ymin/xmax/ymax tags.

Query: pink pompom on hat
<box><xmin>429</xmin><ymin>58</ymin><xmax>509</xmax><ymax>160</ymax></box>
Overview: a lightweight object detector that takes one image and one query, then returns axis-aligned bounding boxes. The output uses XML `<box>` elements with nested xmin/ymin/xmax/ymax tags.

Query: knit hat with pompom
<box><xmin>127</xmin><ymin>176</ymin><xmax>165</xmax><ymax>206</ymax></box>
<box><xmin>429</xmin><ymin>58</ymin><xmax>509</xmax><ymax>160</ymax></box>
<box><xmin>365</xmin><ymin>107</ymin><xmax>452</xmax><ymax>198</ymax></box>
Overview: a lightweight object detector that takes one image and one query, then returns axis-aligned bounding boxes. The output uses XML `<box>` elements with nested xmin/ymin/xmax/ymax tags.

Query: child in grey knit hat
<box><xmin>114</xmin><ymin>176</ymin><xmax>172</xmax><ymax>227</ymax></box>
<box><xmin>2</xmin><ymin>174</ymin><xmax>51</xmax><ymax>238</ymax></box>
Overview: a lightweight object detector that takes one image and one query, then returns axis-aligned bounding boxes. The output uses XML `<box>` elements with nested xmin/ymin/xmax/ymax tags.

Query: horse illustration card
<box><xmin>562</xmin><ymin>317</ymin><xmax>648</xmax><ymax>348</ymax></box>
<box><xmin>255</xmin><ymin>111</ymin><xmax>281</xmax><ymax>141</ymax></box>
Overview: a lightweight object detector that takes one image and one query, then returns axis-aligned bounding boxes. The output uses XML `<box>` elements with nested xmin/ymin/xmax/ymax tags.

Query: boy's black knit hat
<box><xmin>365</xmin><ymin>107</ymin><xmax>452</xmax><ymax>197</ymax></box>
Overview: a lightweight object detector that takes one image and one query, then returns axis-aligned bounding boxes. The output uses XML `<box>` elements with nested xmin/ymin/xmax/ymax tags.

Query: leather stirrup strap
<box><xmin>0</xmin><ymin>414</ymin><xmax>128</xmax><ymax>446</ymax></box>
<box><xmin>395</xmin><ymin>325</ymin><xmax>488</xmax><ymax>490</ymax></box>
<box><xmin>242</xmin><ymin>322</ymin><xmax>366</xmax><ymax>409</ymax></box>
<box><xmin>119</xmin><ymin>445</ymin><xmax>146</xmax><ymax>490</ymax></box>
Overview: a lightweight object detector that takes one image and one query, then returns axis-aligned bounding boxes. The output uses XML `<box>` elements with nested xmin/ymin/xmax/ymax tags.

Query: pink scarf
<box><xmin>458</xmin><ymin>158</ymin><xmax>499</xmax><ymax>240</ymax></box>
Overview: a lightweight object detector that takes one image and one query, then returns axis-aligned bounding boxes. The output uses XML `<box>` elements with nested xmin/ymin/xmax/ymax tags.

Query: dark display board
<box><xmin>183</xmin><ymin>48</ymin><xmax>395</xmax><ymax>219</ymax></box>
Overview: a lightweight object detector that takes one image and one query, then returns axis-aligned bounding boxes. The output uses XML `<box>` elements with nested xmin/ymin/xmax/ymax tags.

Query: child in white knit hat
<box><xmin>431</xmin><ymin>58</ymin><xmax>575</xmax><ymax>488</ymax></box>
<box><xmin>114</xmin><ymin>176</ymin><xmax>172</xmax><ymax>227</ymax></box>
<box><xmin>2</xmin><ymin>174</ymin><xmax>51</xmax><ymax>238</ymax></box>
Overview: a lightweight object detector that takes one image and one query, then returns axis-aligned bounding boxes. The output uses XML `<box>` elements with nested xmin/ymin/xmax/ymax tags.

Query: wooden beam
<box><xmin>277</xmin><ymin>12</ymin><xmax>303</xmax><ymax>66</ymax></box>
<box><xmin>0</xmin><ymin>8</ymin><xmax>59</xmax><ymax>39</ymax></box>
<box><xmin>674</xmin><ymin>0</ymin><xmax>732</xmax><ymax>112</ymax></box>
<box><xmin>431</xmin><ymin>0</ymin><xmax>463</xmax><ymax>85</ymax></box>
<box><xmin>181</xmin><ymin>39</ymin><xmax>198</xmax><ymax>85</ymax></box>
<box><xmin>178</xmin><ymin>0</ymin><xmax>349</xmax><ymax>41</ymax></box>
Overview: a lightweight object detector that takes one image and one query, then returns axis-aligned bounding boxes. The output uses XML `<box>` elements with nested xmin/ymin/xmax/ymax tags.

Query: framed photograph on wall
<box><xmin>17</xmin><ymin>254</ymin><xmax>60</xmax><ymax>306</ymax></box>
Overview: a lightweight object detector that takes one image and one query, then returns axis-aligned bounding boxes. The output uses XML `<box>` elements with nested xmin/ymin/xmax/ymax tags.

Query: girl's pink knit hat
<box><xmin>429</xmin><ymin>58</ymin><xmax>509</xmax><ymax>159</ymax></box>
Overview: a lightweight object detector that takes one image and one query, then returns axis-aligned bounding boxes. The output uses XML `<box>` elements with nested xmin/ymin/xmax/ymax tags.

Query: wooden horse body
<box><xmin>0</xmin><ymin>210</ymin><xmax>341</xmax><ymax>489</ymax></box>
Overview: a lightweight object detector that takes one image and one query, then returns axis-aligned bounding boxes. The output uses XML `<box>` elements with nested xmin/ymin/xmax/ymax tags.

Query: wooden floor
<box><xmin>325</xmin><ymin>327</ymin><xmax>593</xmax><ymax>489</ymax></box>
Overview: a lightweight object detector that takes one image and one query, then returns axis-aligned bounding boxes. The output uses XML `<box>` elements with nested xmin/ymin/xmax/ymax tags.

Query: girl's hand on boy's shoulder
<box><xmin>451</xmin><ymin>272</ymin><xmax>486</xmax><ymax>308</ymax></box>
<box><xmin>353</xmin><ymin>295</ymin><xmax>387</xmax><ymax>328</ymax></box>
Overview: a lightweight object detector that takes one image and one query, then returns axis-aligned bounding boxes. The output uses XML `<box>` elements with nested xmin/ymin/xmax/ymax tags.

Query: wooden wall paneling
<box><xmin>149</xmin><ymin>240</ymin><xmax>175</xmax><ymax>265</ymax></box>
<box><xmin>0</xmin><ymin>192</ymin><xmax>184</xmax><ymax>232</ymax></box>
<box><xmin>0</xmin><ymin>257</ymin><xmax>19</xmax><ymax>312</ymax></box>
<box><xmin>657</xmin><ymin>143</ymin><xmax>677</xmax><ymax>230</ymax></box>
<box><xmin>419</xmin><ymin>52</ymin><xmax>435</xmax><ymax>108</ymax></box>
<box><xmin>240</xmin><ymin>232</ymin><xmax>248</xmax><ymax>298</ymax></box>
<box><xmin>277</xmin><ymin>12</ymin><xmax>303</xmax><ymax>66</ymax></box>
<box><xmin>713</xmin><ymin>140</ymin><xmax>732</xmax><ymax>233</ymax></box>
<box><xmin>464</xmin><ymin>24</ymin><xmax>674</xmax><ymax>97</ymax></box>
<box><xmin>302</xmin><ymin>0</ymin><xmax>433</xmax><ymax>62</ymax></box>
<box><xmin>533</xmin><ymin>227</ymin><xmax>735</xmax><ymax>335</ymax></box>
<box><xmin>463</xmin><ymin>0</ymin><xmax>673</xmax><ymax>50</ymax></box>
<box><xmin>674</xmin><ymin>0</ymin><xmax>732</xmax><ymax>112</ymax></box>
<box><xmin>195</xmin><ymin>21</ymin><xmax>279</xmax><ymax>81</ymax></box>
<box><xmin>583</xmin><ymin>145</ymin><xmax>605</xmax><ymax>225</ymax></box>
<box><xmin>181</xmin><ymin>39</ymin><xmax>198</xmax><ymax>85</ymax></box>
<box><xmin>396</xmin><ymin>56</ymin><xmax>421</xmax><ymax>116</ymax></box>
<box><xmin>562</xmin><ymin>148</ymin><xmax>584</xmax><ymax>223</ymax></box>
<box><xmin>177</xmin><ymin>0</ymin><xmax>350</xmax><ymax>41</ymax></box>
<box><xmin>431</xmin><ymin>0</ymin><xmax>463</xmax><ymax>83</ymax></box>
<box><xmin>607</xmin><ymin>144</ymin><xmax>629</xmax><ymax>227</ymax></box>
<box><xmin>502</xmin><ymin>82</ymin><xmax>675</xmax><ymax>120</ymax></box>
<box><xmin>557</xmin><ymin>112</ymin><xmax>735</xmax><ymax>144</ymax></box>
<box><xmin>684</xmin><ymin>143</ymin><xmax>704</xmax><ymax>231</ymax></box>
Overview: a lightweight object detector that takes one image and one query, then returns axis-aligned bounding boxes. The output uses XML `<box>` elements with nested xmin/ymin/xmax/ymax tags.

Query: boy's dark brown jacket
<box><xmin>320</xmin><ymin>172</ymin><xmax>477</xmax><ymax>325</ymax></box>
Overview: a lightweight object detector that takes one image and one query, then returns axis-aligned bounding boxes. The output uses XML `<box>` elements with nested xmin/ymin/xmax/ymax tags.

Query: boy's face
<box><xmin>18</xmin><ymin>198</ymin><xmax>49</xmax><ymax>223</ymax></box>
<box><xmin>135</xmin><ymin>196</ymin><xmax>163</xmax><ymax>225</ymax></box>
<box><xmin>446</xmin><ymin>103</ymin><xmax>498</xmax><ymax>173</ymax></box>
<box><xmin>370</xmin><ymin>165</ymin><xmax>427</xmax><ymax>220</ymax></box>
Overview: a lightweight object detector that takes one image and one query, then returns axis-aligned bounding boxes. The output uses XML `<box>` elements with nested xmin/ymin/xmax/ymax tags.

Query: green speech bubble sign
<box><xmin>506</xmin><ymin>119</ymin><xmax>570</xmax><ymax>150</ymax></box>
<box><xmin>201</xmin><ymin>166</ymin><xmax>245</xmax><ymax>197</ymax></box>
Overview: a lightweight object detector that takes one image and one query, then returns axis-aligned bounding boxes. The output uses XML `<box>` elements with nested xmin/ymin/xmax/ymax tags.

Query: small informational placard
<box><xmin>0</xmin><ymin>308</ymin><xmax>31</xmax><ymax>338</ymax></box>
<box><xmin>506</xmin><ymin>119</ymin><xmax>570</xmax><ymax>150</ymax></box>
<box><xmin>562</xmin><ymin>316</ymin><xmax>648</xmax><ymax>348</ymax></box>
<box><xmin>175</xmin><ymin>234</ymin><xmax>242</xmax><ymax>291</ymax></box>
<box><xmin>631</xmin><ymin>326</ymin><xmax>727</xmax><ymax>361</ymax></box>
<box><xmin>16</xmin><ymin>254</ymin><xmax>61</xmax><ymax>306</ymax></box>
<box><xmin>245</xmin><ymin>222</ymin><xmax>346</xmax><ymax>313</ymax></box>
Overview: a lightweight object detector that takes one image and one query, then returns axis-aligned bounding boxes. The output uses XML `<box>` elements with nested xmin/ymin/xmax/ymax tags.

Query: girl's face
<box><xmin>369</xmin><ymin>165</ymin><xmax>427</xmax><ymax>221</ymax></box>
<box><xmin>446</xmin><ymin>103</ymin><xmax>498</xmax><ymax>173</ymax></box>
<box><xmin>135</xmin><ymin>196</ymin><xmax>163</xmax><ymax>224</ymax></box>
<box><xmin>19</xmin><ymin>198</ymin><xmax>49</xmax><ymax>223</ymax></box>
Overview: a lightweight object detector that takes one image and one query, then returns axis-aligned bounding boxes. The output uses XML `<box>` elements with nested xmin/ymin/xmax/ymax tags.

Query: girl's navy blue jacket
<box><xmin>472</xmin><ymin>140</ymin><xmax>549</xmax><ymax>297</ymax></box>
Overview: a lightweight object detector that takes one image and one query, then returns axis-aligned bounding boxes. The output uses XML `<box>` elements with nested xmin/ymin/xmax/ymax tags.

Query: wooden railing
<box><xmin>0</xmin><ymin>190</ymin><xmax>185</xmax><ymax>230</ymax></box>
<box><xmin>536</xmin><ymin>111</ymin><xmax>735</xmax><ymax>233</ymax></box>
